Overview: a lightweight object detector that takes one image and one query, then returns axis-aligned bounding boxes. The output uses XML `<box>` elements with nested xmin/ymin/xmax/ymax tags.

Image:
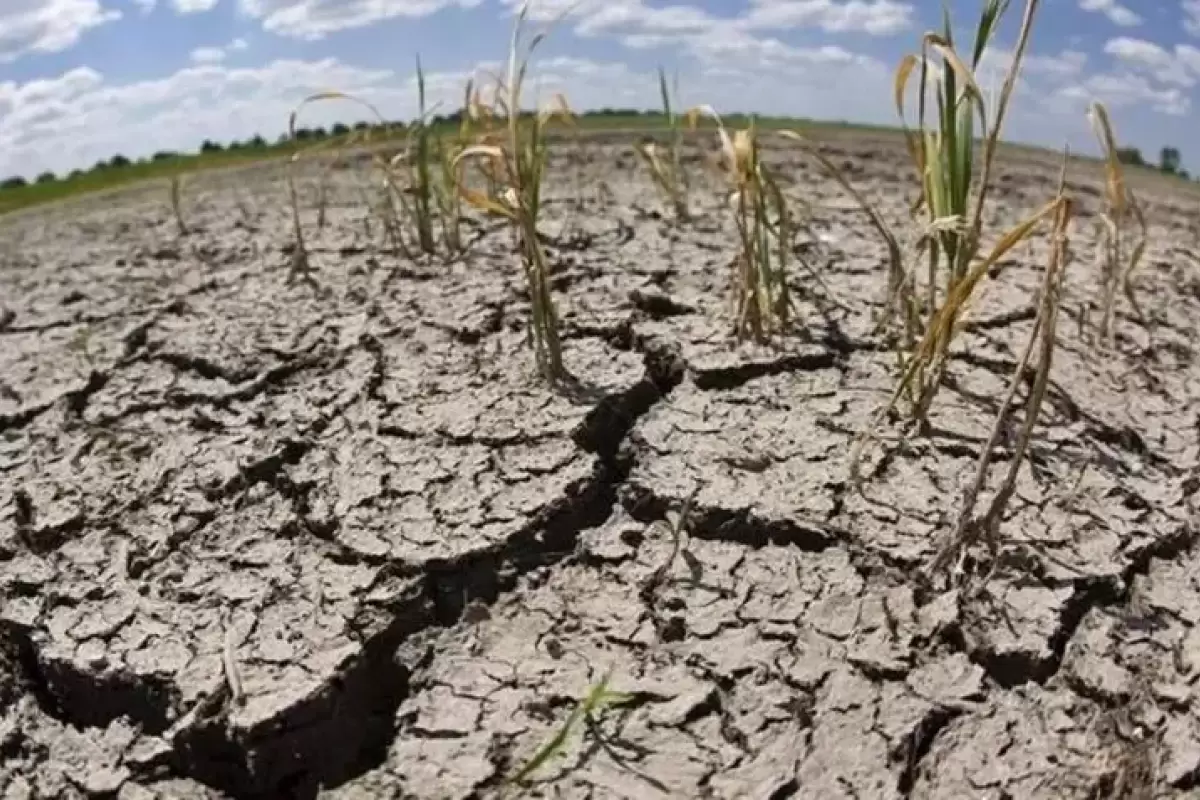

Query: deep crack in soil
<box><xmin>4</xmin><ymin>136</ymin><xmax>1200</xmax><ymax>799</ymax></box>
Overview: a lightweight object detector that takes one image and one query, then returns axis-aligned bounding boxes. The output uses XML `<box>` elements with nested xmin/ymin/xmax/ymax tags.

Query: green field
<box><xmin>0</xmin><ymin>110</ymin><xmax>1186</xmax><ymax>217</ymax></box>
<box><xmin>0</xmin><ymin>112</ymin><xmax>909</xmax><ymax>217</ymax></box>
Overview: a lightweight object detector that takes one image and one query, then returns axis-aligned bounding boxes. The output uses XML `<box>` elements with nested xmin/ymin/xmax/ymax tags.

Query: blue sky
<box><xmin>2</xmin><ymin>0</ymin><xmax>1200</xmax><ymax>179</ymax></box>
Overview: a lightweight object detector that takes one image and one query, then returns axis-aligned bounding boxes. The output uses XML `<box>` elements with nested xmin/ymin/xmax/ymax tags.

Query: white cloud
<box><xmin>1057</xmin><ymin>72</ymin><xmax>1190</xmax><ymax>116</ymax></box>
<box><xmin>0</xmin><ymin>56</ymin><xmax>665</xmax><ymax>179</ymax></box>
<box><xmin>0</xmin><ymin>59</ymin><xmax>396</xmax><ymax>178</ymax></box>
<box><xmin>1104</xmin><ymin>37</ymin><xmax>1200</xmax><ymax>86</ymax></box>
<box><xmin>1186</xmin><ymin>0</ymin><xmax>1200</xmax><ymax>37</ymax></box>
<box><xmin>172</xmin><ymin>0</ymin><xmax>218</xmax><ymax>11</ymax></box>
<box><xmin>0</xmin><ymin>0</ymin><xmax>121</xmax><ymax>63</ymax></box>
<box><xmin>1078</xmin><ymin>0</ymin><xmax>1140</xmax><ymax>27</ymax></box>
<box><xmin>237</xmin><ymin>0</ymin><xmax>484</xmax><ymax>38</ymax></box>
<box><xmin>509</xmin><ymin>0</ymin><xmax>912</xmax><ymax>40</ymax></box>
<box><xmin>189</xmin><ymin>38</ymin><xmax>250</xmax><ymax>63</ymax></box>
<box><xmin>190</xmin><ymin>46</ymin><xmax>226</xmax><ymax>63</ymax></box>
<box><xmin>133</xmin><ymin>0</ymin><xmax>156</xmax><ymax>11</ymax></box>
<box><xmin>741</xmin><ymin>0</ymin><xmax>914</xmax><ymax>36</ymax></box>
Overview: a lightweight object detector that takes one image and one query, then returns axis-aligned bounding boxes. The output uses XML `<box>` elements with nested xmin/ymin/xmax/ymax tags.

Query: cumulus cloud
<box><xmin>172</xmin><ymin>0</ymin><xmax>218</xmax><ymax>11</ymax></box>
<box><xmin>1186</xmin><ymin>0</ymin><xmax>1200</xmax><ymax>37</ymax></box>
<box><xmin>237</xmin><ymin>0</ymin><xmax>485</xmax><ymax>39</ymax></box>
<box><xmin>189</xmin><ymin>46</ymin><xmax>226</xmax><ymax>63</ymax></box>
<box><xmin>1078</xmin><ymin>0</ymin><xmax>1141</xmax><ymax>27</ymax></box>
<box><xmin>189</xmin><ymin>38</ymin><xmax>250</xmax><ymax>63</ymax></box>
<box><xmin>0</xmin><ymin>57</ymin><xmax>660</xmax><ymax>179</ymax></box>
<box><xmin>509</xmin><ymin>0</ymin><xmax>913</xmax><ymax>40</ymax></box>
<box><xmin>741</xmin><ymin>0</ymin><xmax>914</xmax><ymax>36</ymax></box>
<box><xmin>0</xmin><ymin>0</ymin><xmax>121</xmax><ymax>63</ymax></box>
<box><xmin>1104</xmin><ymin>37</ymin><xmax>1200</xmax><ymax>87</ymax></box>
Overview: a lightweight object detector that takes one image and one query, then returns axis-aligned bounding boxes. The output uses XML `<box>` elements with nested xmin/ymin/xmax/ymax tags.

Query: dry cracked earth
<box><xmin>4</xmin><ymin>133</ymin><xmax>1200</xmax><ymax>799</ymax></box>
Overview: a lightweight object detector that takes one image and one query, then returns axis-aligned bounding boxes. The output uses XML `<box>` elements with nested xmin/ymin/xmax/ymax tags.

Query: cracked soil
<box><xmin>4</xmin><ymin>132</ymin><xmax>1200</xmax><ymax>798</ymax></box>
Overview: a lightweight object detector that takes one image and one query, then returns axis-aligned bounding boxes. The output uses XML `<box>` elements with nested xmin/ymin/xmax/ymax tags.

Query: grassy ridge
<box><xmin>0</xmin><ymin>109</ymin><xmax>1188</xmax><ymax>217</ymax></box>
<box><xmin>0</xmin><ymin>112</ymin><xmax>897</xmax><ymax>216</ymax></box>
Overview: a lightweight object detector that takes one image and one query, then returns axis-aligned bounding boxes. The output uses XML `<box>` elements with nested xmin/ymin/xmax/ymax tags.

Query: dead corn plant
<box><xmin>168</xmin><ymin>173</ymin><xmax>188</xmax><ymax>236</ymax></box>
<box><xmin>454</xmin><ymin>2</ymin><xmax>574</xmax><ymax>382</ymax></box>
<box><xmin>285</xmin><ymin>93</ymin><xmax>373</xmax><ymax>283</ymax></box>
<box><xmin>779</xmin><ymin>129</ymin><xmax>904</xmax><ymax>316</ymax></box>
<box><xmin>384</xmin><ymin>57</ymin><xmax>438</xmax><ymax>254</ymax></box>
<box><xmin>693</xmin><ymin>110</ymin><xmax>793</xmax><ymax>342</ymax></box>
<box><xmin>1087</xmin><ymin>101</ymin><xmax>1147</xmax><ymax>345</ymax></box>
<box><xmin>934</xmin><ymin>159</ymin><xmax>1074</xmax><ymax>575</ymax></box>
<box><xmin>287</xmin><ymin>87</ymin><xmax>443</xmax><ymax>276</ymax></box>
<box><xmin>636</xmin><ymin>67</ymin><xmax>689</xmax><ymax>222</ymax></box>
<box><xmin>850</xmin><ymin>0</ymin><xmax>1072</xmax><ymax>481</ymax></box>
<box><xmin>430</xmin><ymin>79</ymin><xmax>472</xmax><ymax>254</ymax></box>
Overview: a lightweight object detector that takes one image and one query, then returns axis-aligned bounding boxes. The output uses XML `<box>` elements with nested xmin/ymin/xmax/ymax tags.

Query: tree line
<box><xmin>1115</xmin><ymin>145</ymin><xmax>1190</xmax><ymax>180</ymax></box>
<box><xmin>0</xmin><ymin>108</ymin><xmax>1193</xmax><ymax>189</ymax></box>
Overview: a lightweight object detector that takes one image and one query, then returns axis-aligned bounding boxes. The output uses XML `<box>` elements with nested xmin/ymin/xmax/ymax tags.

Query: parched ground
<box><xmin>3</xmin><ymin>132</ymin><xmax>1200</xmax><ymax>799</ymax></box>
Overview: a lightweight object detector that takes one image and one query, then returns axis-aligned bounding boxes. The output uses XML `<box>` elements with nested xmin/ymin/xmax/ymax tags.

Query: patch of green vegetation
<box><xmin>0</xmin><ymin>91</ymin><xmax>1192</xmax><ymax>218</ymax></box>
<box><xmin>0</xmin><ymin>108</ymin><xmax>977</xmax><ymax>217</ymax></box>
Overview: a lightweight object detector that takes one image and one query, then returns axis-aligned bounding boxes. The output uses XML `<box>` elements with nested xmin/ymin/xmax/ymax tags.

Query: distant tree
<box><xmin>1160</xmin><ymin>146</ymin><xmax>1182</xmax><ymax>175</ymax></box>
<box><xmin>68</xmin><ymin>169</ymin><xmax>84</xmax><ymax>180</ymax></box>
<box><xmin>331</xmin><ymin>122</ymin><xmax>350</xmax><ymax>137</ymax></box>
<box><xmin>310</xmin><ymin>126</ymin><xmax>327</xmax><ymax>139</ymax></box>
<box><xmin>35</xmin><ymin>171</ymin><xmax>56</xmax><ymax>184</ymax></box>
<box><xmin>1115</xmin><ymin>147</ymin><xmax>1145</xmax><ymax>167</ymax></box>
<box><xmin>353</xmin><ymin>121</ymin><xmax>370</xmax><ymax>132</ymax></box>
<box><xmin>0</xmin><ymin>176</ymin><xmax>27</xmax><ymax>189</ymax></box>
<box><xmin>152</xmin><ymin>150</ymin><xmax>178</xmax><ymax>162</ymax></box>
<box><xmin>248</xmin><ymin>134</ymin><xmax>267</xmax><ymax>148</ymax></box>
<box><xmin>200</xmin><ymin>139</ymin><xmax>223</xmax><ymax>153</ymax></box>
<box><xmin>109</xmin><ymin>154</ymin><xmax>131</xmax><ymax>168</ymax></box>
<box><xmin>1181</xmin><ymin>168</ymin><xmax>1191</xmax><ymax>181</ymax></box>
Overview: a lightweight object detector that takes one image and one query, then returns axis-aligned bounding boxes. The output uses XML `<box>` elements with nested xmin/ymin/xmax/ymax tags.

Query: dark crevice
<box><xmin>691</xmin><ymin>348</ymin><xmax>839</xmax><ymax>391</ymax></box>
<box><xmin>962</xmin><ymin>306</ymin><xmax>1037</xmax><ymax>332</ymax></box>
<box><xmin>172</xmin><ymin>602</ymin><xmax>417</xmax><ymax>800</ymax></box>
<box><xmin>151</xmin><ymin>351</ymin><xmax>260</xmax><ymax>384</ymax></box>
<box><xmin>619</xmin><ymin>484</ymin><xmax>844</xmax><ymax>553</ymax></box>
<box><xmin>35</xmin><ymin>652</ymin><xmax>180</xmax><ymax>735</ymax></box>
<box><xmin>628</xmin><ymin>287</ymin><xmax>694</xmax><ymax>318</ymax></box>
<box><xmin>64</xmin><ymin>370</ymin><xmax>109</xmax><ymax>417</ymax></box>
<box><xmin>0</xmin><ymin>622</ymin><xmax>67</xmax><ymax>720</ymax></box>
<box><xmin>0</xmin><ymin>399</ymin><xmax>54</xmax><ymax>434</ymax></box>
<box><xmin>896</xmin><ymin>704</ymin><xmax>958</xmax><ymax>797</ymax></box>
<box><xmin>213</xmin><ymin>438</ymin><xmax>313</xmax><ymax>500</ymax></box>
<box><xmin>167</xmin><ymin>350</ymin><xmax>336</xmax><ymax>409</ymax></box>
<box><xmin>967</xmin><ymin>523</ymin><xmax>1197</xmax><ymax>690</ymax></box>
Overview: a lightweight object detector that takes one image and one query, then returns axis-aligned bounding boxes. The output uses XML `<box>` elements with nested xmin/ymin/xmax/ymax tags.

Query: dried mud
<box><xmin>3</xmin><ymin>135</ymin><xmax>1200</xmax><ymax>799</ymax></box>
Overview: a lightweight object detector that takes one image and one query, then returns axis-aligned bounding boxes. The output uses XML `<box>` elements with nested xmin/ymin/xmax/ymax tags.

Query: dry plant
<box><xmin>933</xmin><ymin>159</ymin><xmax>1074</xmax><ymax>574</ymax></box>
<box><xmin>284</xmin><ymin>95</ymin><xmax>367</xmax><ymax>283</ymax></box>
<box><xmin>849</xmin><ymin>0</ymin><xmax>1074</xmax><ymax>482</ymax></box>
<box><xmin>1087</xmin><ymin>101</ymin><xmax>1148</xmax><ymax>345</ymax></box>
<box><xmin>430</xmin><ymin>79</ymin><xmax>473</xmax><ymax>254</ymax></box>
<box><xmin>286</xmin><ymin>81</ymin><xmax>446</xmax><ymax>277</ymax></box>
<box><xmin>778</xmin><ymin>129</ymin><xmax>904</xmax><ymax>313</ymax></box>
<box><xmin>168</xmin><ymin>173</ymin><xmax>188</xmax><ymax>236</ymax></box>
<box><xmin>390</xmin><ymin>57</ymin><xmax>437</xmax><ymax>254</ymax></box>
<box><xmin>636</xmin><ymin>67</ymin><xmax>689</xmax><ymax>222</ymax></box>
<box><xmin>454</xmin><ymin>2</ymin><xmax>574</xmax><ymax>382</ymax></box>
<box><xmin>692</xmin><ymin>110</ymin><xmax>793</xmax><ymax>342</ymax></box>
